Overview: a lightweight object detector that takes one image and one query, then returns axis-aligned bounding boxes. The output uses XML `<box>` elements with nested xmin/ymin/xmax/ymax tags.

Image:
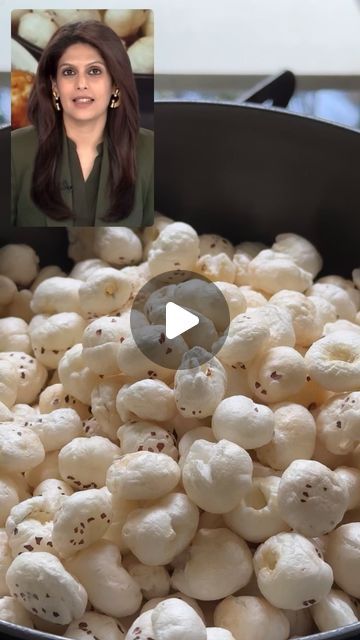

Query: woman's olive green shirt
<box><xmin>11</xmin><ymin>125</ymin><xmax>154</xmax><ymax>228</ymax></box>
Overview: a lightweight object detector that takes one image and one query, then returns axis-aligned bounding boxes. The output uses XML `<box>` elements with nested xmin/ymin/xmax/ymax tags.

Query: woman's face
<box><xmin>52</xmin><ymin>42</ymin><xmax>115</xmax><ymax>125</ymax></box>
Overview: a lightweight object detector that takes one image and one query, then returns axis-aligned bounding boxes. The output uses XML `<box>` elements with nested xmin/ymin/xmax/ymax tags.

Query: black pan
<box><xmin>0</xmin><ymin>101</ymin><xmax>360</xmax><ymax>640</ymax></box>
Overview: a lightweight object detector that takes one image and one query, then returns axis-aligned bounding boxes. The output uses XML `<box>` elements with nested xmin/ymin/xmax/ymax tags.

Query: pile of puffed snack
<box><xmin>0</xmin><ymin>215</ymin><xmax>360</xmax><ymax>640</ymax></box>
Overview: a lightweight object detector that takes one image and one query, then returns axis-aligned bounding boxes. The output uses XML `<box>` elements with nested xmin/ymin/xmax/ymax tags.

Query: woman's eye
<box><xmin>62</xmin><ymin>68</ymin><xmax>75</xmax><ymax>76</ymax></box>
<box><xmin>89</xmin><ymin>67</ymin><xmax>102</xmax><ymax>75</ymax></box>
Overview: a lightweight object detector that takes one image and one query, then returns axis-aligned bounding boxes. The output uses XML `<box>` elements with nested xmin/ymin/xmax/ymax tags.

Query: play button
<box><xmin>130</xmin><ymin>271</ymin><xmax>230</xmax><ymax>370</ymax></box>
<box><xmin>165</xmin><ymin>302</ymin><xmax>199</xmax><ymax>339</ymax></box>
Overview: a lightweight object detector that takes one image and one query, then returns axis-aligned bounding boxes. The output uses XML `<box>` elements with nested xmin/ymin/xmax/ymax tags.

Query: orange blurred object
<box><xmin>11</xmin><ymin>69</ymin><xmax>34</xmax><ymax>129</ymax></box>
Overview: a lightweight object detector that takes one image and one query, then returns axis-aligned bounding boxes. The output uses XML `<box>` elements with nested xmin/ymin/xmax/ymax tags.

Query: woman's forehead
<box><xmin>58</xmin><ymin>42</ymin><xmax>105</xmax><ymax>66</ymax></box>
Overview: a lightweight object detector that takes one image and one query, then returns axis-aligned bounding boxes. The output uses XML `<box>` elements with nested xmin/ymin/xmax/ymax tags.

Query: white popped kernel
<box><xmin>199</xmin><ymin>234</ymin><xmax>235</xmax><ymax>259</ymax></box>
<box><xmin>52</xmin><ymin>487</ymin><xmax>112</xmax><ymax>558</ymax></box>
<box><xmin>269</xmin><ymin>290</ymin><xmax>323</xmax><ymax>346</ymax></box>
<box><xmin>117</xmin><ymin>326</ymin><xmax>186</xmax><ymax>382</ymax></box>
<box><xmin>325</xmin><ymin>523</ymin><xmax>360</xmax><ymax>597</ymax></box>
<box><xmin>82</xmin><ymin>315</ymin><xmax>130</xmax><ymax>375</ymax></box>
<box><xmin>123</xmin><ymin>554</ymin><xmax>170</xmax><ymax>600</ymax></box>
<box><xmin>174</xmin><ymin>348</ymin><xmax>227</xmax><ymax>418</ymax></box>
<box><xmin>253</xmin><ymin>532</ymin><xmax>333</xmax><ymax>610</ymax></box>
<box><xmin>65</xmin><ymin>540</ymin><xmax>142</xmax><ymax>618</ymax></box>
<box><xmin>171</xmin><ymin>527</ymin><xmax>253</xmax><ymax>600</ymax></box>
<box><xmin>307</xmin><ymin>283</ymin><xmax>357</xmax><ymax>321</ymax></box>
<box><xmin>147</xmin><ymin>222</ymin><xmax>200</xmax><ymax>277</ymax></box>
<box><xmin>256</xmin><ymin>402</ymin><xmax>316</xmax><ymax>470</ymax></box>
<box><xmin>117</xmin><ymin>420</ymin><xmax>178</xmax><ymax>459</ymax></box>
<box><xmin>25</xmin><ymin>450</ymin><xmax>62</xmax><ymax>489</ymax></box>
<box><xmin>0</xmin><ymin>422</ymin><xmax>45</xmax><ymax>472</ymax></box>
<box><xmin>90</xmin><ymin>379</ymin><xmax>123</xmax><ymax>440</ymax></box>
<box><xmin>0</xmin><ymin>530</ymin><xmax>12</xmax><ymax>595</ymax></box>
<box><xmin>311</xmin><ymin>588</ymin><xmax>359</xmax><ymax>632</ymax></box>
<box><xmin>6</xmin><ymin>551</ymin><xmax>87</xmax><ymax>624</ymax></box>
<box><xmin>30</xmin><ymin>312</ymin><xmax>86</xmax><ymax>368</ymax></box>
<box><xmin>70</xmin><ymin>258</ymin><xmax>109</xmax><ymax>281</ymax></box>
<box><xmin>0</xmin><ymin>475</ymin><xmax>20</xmax><ymax>527</ymax></box>
<box><xmin>64</xmin><ymin>611</ymin><xmax>126</xmax><ymax>639</ymax></box>
<box><xmin>25</xmin><ymin>408</ymin><xmax>83</xmax><ymax>452</ymax></box>
<box><xmin>59</xmin><ymin>436</ymin><xmax>121</xmax><ymax>490</ymax></box>
<box><xmin>0</xmin><ymin>351</ymin><xmax>47</xmax><ymax>405</ymax></box>
<box><xmin>248</xmin><ymin>249</ymin><xmax>313</xmax><ymax>294</ymax></box>
<box><xmin>58</xmin><ymin>343</ymin><xmax>101</xmax><ymax>404</ymax></box>
<box><xmin>0</xmin><ymin>359</ymin><xmax>19</xmax><ymax>407</ymax></box>
<box><xmin>182</xmin><ymin>439</ymin><xmax>252</xmax><ymax>513</ymax></box>
<box><xmin>224</xmin><ymin>476</ymin><xmax>290</xmax><ymax>543</ymax></box>
<box><xmin>196</xmin><ymin>253</ymin><xmax>236</xmax><ymax>283</ymax></box>
<box><xmin>0</xmin><ymin>275</ymin><xmax>17</xmax><ymax>306</ymax></box>
<box><xmin>151</xmin><ymin>597</ymin><xmax>207</xmax><ymax>640</ymax></box>
<box><xmin>122</xmin><ymin>492</ymin><xmax>199</xmax><ymax>565</ymax></box>
<box><xmin>116</xmin><ymin>379</ymin><xmax>176</xmax><ymax>422</ymax></box>
<box><xmin>272</xmin><ymin>233</ymin><xmax>322</xmax><ymax>277</ymax></box>
<box><xmin>78</xmin><ymin>268</ymin><xmax>132</xmax><ymax>317</ymax></box>
<box><xmin>93</xmin><ymin>227</ymin><xmax>143</xmax><ymax>267</ymax></box>
<box><xmin>0</xmin><ymin>244</ymin><xmax>39</xmax><ymax>286</ymax></box>
<box><xmin>0</xmin><ymin>595</ymin><xmax>34</xmax><ymax>628</ymax></box>
<box><xmin>0</xmin><ymin>317</ymin><xmax>31</xmax><ymax>353</ymax></box>
<box><xmin>277</xmin><ymin>460</ymin><xmax>348</xmax><ymax>536</ymax></box>
<box><xmin>212</xmin><ymin>395</ymin><xmax>274</xmax><ymax>449</ymax></box>
<box><xmin>30</xmin><ymin>265</ymin><xmax>66</xmax><ymax>291</ymax></box>
<box><xmin>106</xmin><ymin>451</ymin><xmax>180</xmax><ymax>500</ymax></box>
<box><xmin>5</xmin><ymin>495</ymin><xmax>55</xmax><ymax>557</ymax></box>
<box><xmin>214</xmin><ymin>596</ymin><xmax>290</xmax><ymax>640</ymax></box>
<box><xmin>316</xmin><ymin>392</ymin><xmax>360</xmax><ymax>455</ymax></box>
<box><xmin>38</xmin><ymin>383</ymin><xmax>90</xmax><ymax>419</ymax></box>
<box><xmin>31</xmin><ymin>277</ymin><xmax>82</xmax><ymax>315</ymax></box>
<box><xmin>247</xmin><ymin>346</ymin><xmax>307</xmax><ymax>403</ymax></box>
<box><xmin>304</xmin><ymin>331</ymin><xmax>360</xmax><ymax>392</ymax></box>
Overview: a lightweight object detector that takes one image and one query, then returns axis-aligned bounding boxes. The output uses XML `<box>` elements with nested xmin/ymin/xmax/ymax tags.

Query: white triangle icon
<box><xmin>165</xmin><ymin>302</ymin><xmax>199</xmax><ymax>339</ymax></box>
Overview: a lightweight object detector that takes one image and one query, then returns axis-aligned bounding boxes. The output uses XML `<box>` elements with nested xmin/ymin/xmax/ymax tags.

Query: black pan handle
<box><xmin>241</xmin><ymin>70</ymin><xmax>296</xmax><ymax>108</ymax></box>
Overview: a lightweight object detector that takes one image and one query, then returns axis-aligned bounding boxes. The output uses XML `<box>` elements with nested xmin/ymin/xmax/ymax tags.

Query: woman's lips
<box><xmin>72</xmin><ymin>97</ymin><xmax>94</xmax><ymax>107</ymax></box>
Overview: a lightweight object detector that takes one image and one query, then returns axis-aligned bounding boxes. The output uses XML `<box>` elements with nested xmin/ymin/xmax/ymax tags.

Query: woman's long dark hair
<box><xmin>27</xmin><ymin>20</ymin><xmax>139</xmax><ymax>222</ymax></box>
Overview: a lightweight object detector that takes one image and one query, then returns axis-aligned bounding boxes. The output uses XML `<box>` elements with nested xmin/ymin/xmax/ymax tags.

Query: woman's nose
<box><xmin>76</xmin><ymin>73</ymin><xmax>88</xmax><ymax>90</ymax></box>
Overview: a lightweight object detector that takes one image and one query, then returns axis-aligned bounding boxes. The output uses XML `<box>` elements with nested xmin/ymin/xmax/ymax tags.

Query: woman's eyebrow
<box><xmin>59</xmin><ymin>60</ymin><xmax>105</xmax><ymax>67</ymax></box>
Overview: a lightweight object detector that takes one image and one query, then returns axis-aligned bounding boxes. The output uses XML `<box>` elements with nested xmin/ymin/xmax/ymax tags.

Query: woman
<box><xmin>11</xmin><ymin>20</ymin><xmax>154</xmax><ymax>227</ymax></box>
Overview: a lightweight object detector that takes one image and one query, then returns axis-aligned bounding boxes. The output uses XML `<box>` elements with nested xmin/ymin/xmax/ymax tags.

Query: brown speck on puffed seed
<box><xmin>302</xmin><ymin>491</ymin><xmax>309</xmax><ymax>497</ymax></box>
<box><xmin>96</xmin><ymin>329</ymin><xmax>102</xmax><ymax>336</ymax></box>
<box><xmin>100</xmin><ymin>513</ymin><xmax>107</xmax><ymax>519</ymax></box>
<box><xmin>35</xmin><ymin>537</ymin><xmax>43</xmax><ymax>545</ymax></box>
<box><xmin>157</xmin><ymin>443</ymin><xmax>165</xmax><ymax>451</ymax></box>
<box><xmin>300</xmin><ymin>499</ymin><xmax>306</xmax><ymax>503</ymax></box>
<box><xmin>13</xmin><ymin>527</ymin><xmax>18</xmax><ymax>535</ymax></box>
<box><xmin>254</xmin><ymin>407</ymin><xmax>259</xmax><ymax>413</ymax></box>
<box><xmin>159</xmin><ymin>333</ymin><xmax>166</xmax><ymax>344</ymax></box>
<box><xmin>67</xmin><ymin>475</ymin><xmax>75</xmax><ymax>480</ymax></box>
<box><xmin>20</xmin><ymin>372</ymin><xmax>25</xmax><ymax>379</ymax></box>
<box><xmin>33</xmin><ymin>594</ymin><xmax>39</xmax><ymax>600</ymax></box>
<box><xmin>53</xmin><ymin>612</ymin><xmax>60</xmax><ymax>618</ymax></box>
<box><xmin>40</xmin><ymin>347</ymin><xmax>45</xmax><ymax>354</ymax></box>
<box><xmin>42</xmin><ymin>608</ymin><xmax>46</xmax><ymax>614</ymax></box>
<box><xmin>46</xmin><ymin>593</ymin><xmax>50</xmax><ymax>598</ymax></box>
<box><xmin>24</xmin><ymin>545</ymin><xmax>34</xmax><ymax>551</ymax></box>
<box><xmin>79</xmin><ymin>622</ymin><xmax>88</xmax><ymax>629</ymax></box>
<box><xmin>166</xmin><ymin>347</ymin><xmax>172</xmax><ymax>354</ymax></box>
<box><xmin>65</xmin><ymin>395</ymin><xmax>70</xmax><ymax>403</ymax></box>
<box><xmin>261</xmin><ymin>389</ymin><xmax>267</xmax><ymax>395</ymax></box>
<box><xmin>308</xmin><ymin>599</ymin><xmax>316</xmax><ymax>605</ymax></box>
<box><xmin>32</xmin><ymin>608</ymin><xmax>38</xmax><ymax>614</ymax></box>
<box><xmin>206</xmin><ymin>369</ymin><xmax>212</xmax><ymax>376</ymax></box>
<box><xmin>46</xmin><ymin>541</ymin><xmax>53</xmax><ymax>547</ymax></box>
<box><xmin>255</xmin><ymin>381</ymin><xmax>261</xmax><ymax>389</ymax></box>
<box><xmin>336</xmin><ymin>421</ymin><xmax>342</xmax><ymax>429</ymax></box>
<box><xmin>270</xmin><ymin>371</ymin><xmax>282</xmax><ymax>380</ymax></box>
<box><xmin>323</xmin><ymin>487</ymin><xmax>328</xmax><ymax>491</ymax></box>
<box><xmin>306</xmin><ymin>375</ymin><xmax>311</xmax><ymax>381</ymax></box>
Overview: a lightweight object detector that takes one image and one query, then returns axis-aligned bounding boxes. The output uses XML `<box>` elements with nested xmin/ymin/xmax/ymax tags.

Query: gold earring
<box><xmin>52</xmin><ymin>91</ymin><xmax>61</xmax><ymax>112</ymax></box>
<box><xmin>110</xmin><ymin>89</ymin><xmax>121</xmax><ymax>109</ymax></box>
